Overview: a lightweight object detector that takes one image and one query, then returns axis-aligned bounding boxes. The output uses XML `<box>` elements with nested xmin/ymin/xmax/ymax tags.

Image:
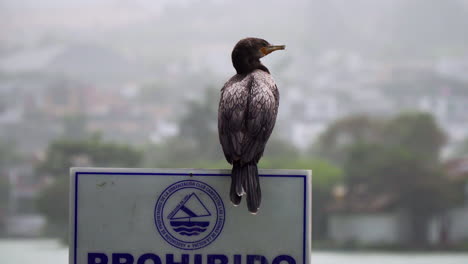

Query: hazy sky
<box><xmin>2</xmin><ymin>0</ymin><xmax>468</xmax><ymax>60</ymax></box>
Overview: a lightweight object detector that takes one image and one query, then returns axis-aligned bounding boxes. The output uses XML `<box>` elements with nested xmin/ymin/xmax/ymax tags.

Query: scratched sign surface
<box><xmin>69</xmin><ymin>168</ymin><xmax>311</xmax><ymax>264</ymax></box>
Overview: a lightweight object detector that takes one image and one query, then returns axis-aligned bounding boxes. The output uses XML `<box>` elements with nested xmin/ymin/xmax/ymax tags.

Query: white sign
<box><xmin>69</xmin><ymin>168</ymin><xmax>311</xmax><ymax>264</ymax></box>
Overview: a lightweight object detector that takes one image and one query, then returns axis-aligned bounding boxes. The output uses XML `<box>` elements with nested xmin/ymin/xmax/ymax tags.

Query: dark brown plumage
<box><xmin>218</xmin><ymin>38</ymin><xmax>285</xmax><ymax>213</ymax></box>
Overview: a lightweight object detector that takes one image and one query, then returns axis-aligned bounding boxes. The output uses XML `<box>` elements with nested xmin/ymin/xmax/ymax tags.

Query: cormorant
<box><xmin>218</xmin><ymin>37</ymin><xmax>285</xmax><ymax>213</ymax></box>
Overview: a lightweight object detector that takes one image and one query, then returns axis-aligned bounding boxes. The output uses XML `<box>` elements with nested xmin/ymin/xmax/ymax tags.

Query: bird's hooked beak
<box><xmin>260</xmin><ymin>45</ymin><xmax>286</xmax><ymax>56</ymax></box>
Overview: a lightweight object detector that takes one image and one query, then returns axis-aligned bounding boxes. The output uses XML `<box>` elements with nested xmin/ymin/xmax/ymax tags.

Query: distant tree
<box><xmin>0</xmin><ymin>175</ymin><xmax>10</xmax><ymax>235</ymax></box>
<box><xmin>37</xmin><ymin>134</ymin><xmax>142</xmax><ymax>178</ymax></box>
<box><xmin>62</xmin><ymin>114</ymin><xmax>88</xmax><ymax>140</ymax></box>
<box><xmin>0</xmin><ymin>140</ymin><xmax>20</xmax><ymax>235</ymax></box>
<box><xmin>314</xmin><ymin>115</ymin><xmax>383</xmax><ymax>165</ymax></box>
<box><xmin>382</xmin><ymin>112</ymin><xmax>446</xmax><ymax>164</ymax></box>
<box><xmin>0</xmin><ymin>140</ymin><xmax>18</xmax><ymax>171</ymax></box>
<box><xmin>341</xmin><ymin>143</ymin><xmax>386</xmax><ymax>187</ymax></box>
<box><xmin>453</xmin><ymin>137</ymin><xmax>468</xmax><ymax>157</ymax></box>
<box><xmin>0</xmin><ymin>140</ymin><xmax>18</xmax><ymax>196</ymax></box>
<box><xmin>317</xmin><ymin>112</ymin><xmax>446</xmax><ymax>167</ymax></box>
<box><xmin>36</xmin><ymin>135</ymin><xmax>143</xmax><ymax>240</ymax></box>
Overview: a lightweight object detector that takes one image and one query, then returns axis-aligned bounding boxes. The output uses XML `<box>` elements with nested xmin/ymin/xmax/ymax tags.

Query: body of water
<box><xmin>1</xmin><ymin>239</ymin><xmax>468</xmax><ymax>264</ymax></box>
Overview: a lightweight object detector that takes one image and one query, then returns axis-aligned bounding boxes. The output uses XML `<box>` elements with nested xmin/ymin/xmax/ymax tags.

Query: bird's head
<box><xmin>231</xmin><ymin>38</ymin><xmax>285</xmax><ymax>74</ymax></box>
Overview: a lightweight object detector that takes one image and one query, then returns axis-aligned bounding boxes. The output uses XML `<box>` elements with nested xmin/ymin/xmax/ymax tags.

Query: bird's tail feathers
<box><xmin>231</xmin><ymin>161</ymin><xmax>261</xmax><ymax>213</ymax></box>
<box><xmin>242</xmin><ymin>162</ymin><xmax>261</xmax><ymax>214</ymax></box>
<box><xmin>230</xmin><ymin>162</ymin><xmax>242</xmax><ymax>206</ymax></box>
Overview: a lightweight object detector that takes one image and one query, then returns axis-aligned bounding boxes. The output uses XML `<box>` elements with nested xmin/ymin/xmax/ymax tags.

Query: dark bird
<box><xmin>218</xmin><ymin>37</ymin><xmax>285</xmax><ymax>213</ymax></box>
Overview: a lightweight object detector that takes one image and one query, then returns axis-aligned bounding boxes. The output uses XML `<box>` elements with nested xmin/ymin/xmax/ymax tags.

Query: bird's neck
<box><xmin>232</xmin><ymin>56</ymin><xmax>270</xmax><ymax>74</ymax></box>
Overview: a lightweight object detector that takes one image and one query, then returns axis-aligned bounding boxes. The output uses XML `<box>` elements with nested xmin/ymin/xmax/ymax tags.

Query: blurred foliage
<box><xmin>0</xmin><ymin>175</ymin><xmax>9</xmax><ymax>205</ymax></box>
<box><xmin>62</xmin><ymin>114</ymin><xmax>88</xmax><ymax>140</ymax></box>
<box><xmin>37</xmin><ymin>134</ymin><xmax>143</xmax><ymax>178</ymax></box>
<box><xmin>318</xmin><ymin>112</ymin><xmax>446</xmax><ymax>166</ymax></box>
<box><xmin>454</xmin><ymin>138</ymin><xmax>468</xmax><ymax>157</ymax></box>
<box><xmin>383</xmin><ymin>112</ymin><xmax>446</xmax><ymax>164</ymax></box>
<box><xmin>314</xmin><ymin>115</ymin><xmax>384</xmax><ymax>165</ymax></box>
<box><xmin>0</xmin><ymin>140</ymin><xmax>20</xmax><ymax>171</ymax></box>
<box><xmin>0</xmin><ymin>174</ymin><xmax>10</xmax><ymax>234</ymax></box>
<box><xmin>0</xmin><ymin>140</ymin><xmax>20</xmax><ymax>234</ymax></box>
<box><xmin>0</xmin><ymin>140</ymin><xmax>18</xmax><ymax>201</ymax></box>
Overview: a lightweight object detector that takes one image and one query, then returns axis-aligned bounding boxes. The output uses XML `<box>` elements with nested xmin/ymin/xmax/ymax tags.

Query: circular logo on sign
<box><xmin>154</xmin><ymin>180</ymin><xmax>225</xmax><ymax>250</ymax></box>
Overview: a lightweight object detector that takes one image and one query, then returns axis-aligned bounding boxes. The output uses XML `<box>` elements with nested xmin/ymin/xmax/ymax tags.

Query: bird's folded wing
<box><xmin>241</xmin><ymin>80</ymin><xmax>279</xmax><ymax>163</ymax></box>
<box><xmin>218</xmin><ymin>80</ymin><xmax>250</xmax><ymax>163</ymax></box>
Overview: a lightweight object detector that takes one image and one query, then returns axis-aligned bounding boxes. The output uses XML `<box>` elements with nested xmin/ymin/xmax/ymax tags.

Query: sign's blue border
<box><xmin>73</xmin><ymin>172</ymin><xmax>308</xmax><ymax>264</ymax></box>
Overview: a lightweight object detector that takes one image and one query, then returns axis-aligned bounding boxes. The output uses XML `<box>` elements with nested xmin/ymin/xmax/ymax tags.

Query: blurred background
<box><xmin>1</xmin><ymin>0</ymin><xmax>468</xmax><ymax>263</ymax></box>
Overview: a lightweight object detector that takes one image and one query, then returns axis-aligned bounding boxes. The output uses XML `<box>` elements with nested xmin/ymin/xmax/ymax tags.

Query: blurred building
<box><xmin>5</xmin><ymin>159</ymin><xmax>46</xmax><ymax>237</ymax></box>
<box><xmin>428</xmin><ymin>157</ymin><xmax>468</xmax><ymax>245</ymax></box>
<box><xmin>328</xmin><ymin>158</ymin><xmax>468</xmax><ymax>246</ymax></box>
<box><xmin>327</xmin><ymin>186</ymin><xmax>410</xmax><ymax>245</ymax></box>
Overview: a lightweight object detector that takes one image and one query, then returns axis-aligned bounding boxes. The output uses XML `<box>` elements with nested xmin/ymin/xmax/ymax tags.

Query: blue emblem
<box><xmin>154</xmin><ymin>180</ymin><xmax>225</xmax><ymax>250</ymax></box>
<box><xmin>168</xmin><ymin>193</ymin><xmax>211</xmax><ymax>236</ymax></box>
